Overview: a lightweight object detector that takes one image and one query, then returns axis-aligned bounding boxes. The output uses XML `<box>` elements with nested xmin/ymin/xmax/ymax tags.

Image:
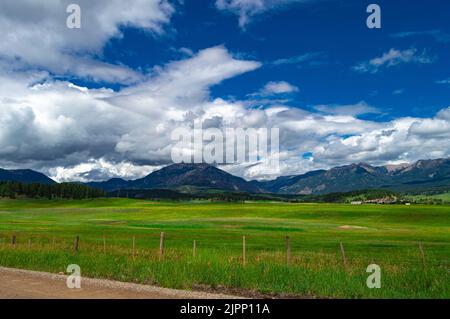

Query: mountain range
<box><xmin>89</xmin><ymin>158</ymin><xmax>450</xmax><ymax>194</ymax></box>
<box><xmin>255</xmin><ymin>158</ymin><xmax>450</xmax><ymax>194</ymax></box>
<box><xmin>87</xmin><ymin>163</ymin><xmax>260</xmax><ymax>193</ymax></box>
<box><xmin>2</xmin><ymin>158</ymin><xmax>450</xmax><ymax>195</ymax></box>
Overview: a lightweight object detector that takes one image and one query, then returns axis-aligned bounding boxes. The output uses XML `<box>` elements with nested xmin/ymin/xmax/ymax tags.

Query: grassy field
<box><xmin>405</xmin><ymin>192</ymin><xmax>450</xmax><ymax>203</ymax></box>
<box><xmin>0</xmin><ymin>198</ymin><xmax>449</xmax><ymax>298</ymax></box>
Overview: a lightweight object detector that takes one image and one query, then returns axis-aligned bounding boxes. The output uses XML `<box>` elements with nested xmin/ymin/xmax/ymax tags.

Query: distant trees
<box><xmin>0</xmin><ymin>181</ymin><xmax>106</xmax><ymax>199</ymax></box>
<box><xmin>309</xmin><ymin>189</ymin><xmax>401</xmax><ymax>203</ymax></box>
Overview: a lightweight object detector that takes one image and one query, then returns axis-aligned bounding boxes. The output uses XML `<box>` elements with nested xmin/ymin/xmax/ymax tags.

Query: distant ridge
<box><xmin>0</xmin><ymin>168</ymin><xmax>56</xmax><ymax>185</ymax></box>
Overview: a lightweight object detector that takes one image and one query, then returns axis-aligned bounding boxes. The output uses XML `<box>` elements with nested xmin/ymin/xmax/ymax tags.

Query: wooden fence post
<box><xmin>339</xmin><ymin>242</ymin><xmax>347</xmax><ymax>270</ymax></box>
<box><xmin>132</xmin><ymin>236</ymin><xmax>136</xmax><ymax>259</ymax></box>
<box><xmin>11</xmin><ymin>234</ymin><xmax>16</xmax><ymax>247</ymax></box>
<box><xmin>159</xmin><ymin>232</ymin><xmax>165</xmax><ymax>260</ymax></box>
<box><xmin>74</xmin><ymin>236</ymin><xmax>79</xmax><ymax>253</ymax></box>
<box><xmin>286</xmin><ymin>236</ymin><xmax>292</xmax><ymax>266</ymax></box>
<box><xmin>193</xmin><ymin>240</ymin><xmax>197</xmax><ymax>258</ymax></box>
<box><xmin>419</xmin><ymin>242</ymin><xmax>426</xmax><ymax>268</ymax></box>
<box><xmin>242</xmin><ymin>236</ymin><xmax>247</xmax><ymax>267</ymax></box>
<box><xmin>28</xmin><ymin>238</ymin><xmax>31</xmax><ymax>249</ymax></box>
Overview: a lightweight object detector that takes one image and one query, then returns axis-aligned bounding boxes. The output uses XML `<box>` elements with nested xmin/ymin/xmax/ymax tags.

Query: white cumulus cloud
<box><xmin>0</xmin><ymin>0</ymin><xmax>174</xmax><ymax>83</ymax></box>
<box><xmin>260</xmin><ymin>81</ymin><xmax>299</xmax><ymax>95</ymax></box>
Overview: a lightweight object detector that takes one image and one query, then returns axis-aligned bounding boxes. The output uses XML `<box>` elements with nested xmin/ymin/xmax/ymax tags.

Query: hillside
<box><xmin>0</xmin><ymin>169</ymin><xmax>55</xmax><ymax>185</ymax></box>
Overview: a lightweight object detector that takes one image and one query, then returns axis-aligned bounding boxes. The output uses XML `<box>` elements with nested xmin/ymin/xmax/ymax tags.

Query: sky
<box><xmin>0</xmin><ymin>0</ymin><xmax>450</xmax><ymax>182</ymax></box>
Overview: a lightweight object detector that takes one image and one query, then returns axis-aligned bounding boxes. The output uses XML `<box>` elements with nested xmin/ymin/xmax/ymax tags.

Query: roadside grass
<box><xmin>0</xmin><ymin>199</ymin><xmax>449</xmax><ymax>298</ymax></box>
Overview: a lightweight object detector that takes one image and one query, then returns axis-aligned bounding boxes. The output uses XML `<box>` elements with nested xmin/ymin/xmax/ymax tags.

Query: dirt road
<box><xmin>0</xmin><ymin>267</ymin><xmax>241</xmax><ymax>299</ymax></box>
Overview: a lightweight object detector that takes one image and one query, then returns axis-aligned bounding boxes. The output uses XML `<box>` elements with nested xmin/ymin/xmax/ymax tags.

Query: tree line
<box><xmin>0</xmin><ymin>181</ymin><xmax>106</xmax><ymax>199</ymax></box>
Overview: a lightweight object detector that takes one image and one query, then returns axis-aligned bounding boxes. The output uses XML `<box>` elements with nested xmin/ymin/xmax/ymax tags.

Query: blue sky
<box><xmin>95</xmin><ymin>0</ymin><xmax>450</xmax><ymax>120</ymax></box>
<box><xmin>0</xmin><ymin>0</ymin><xmax>449</xmax><ymax>182</ymax></box>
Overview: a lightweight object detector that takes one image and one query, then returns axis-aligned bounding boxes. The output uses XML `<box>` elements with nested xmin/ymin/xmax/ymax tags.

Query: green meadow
<box><xmin>405</xmin><ymin>192</ymin><xmax>450</xmax><ymax>204</ymax></box>
<box><xmin>0</xmin><ymin>198</ymin><xmax>449</xmax><ymax>298</ymax></box>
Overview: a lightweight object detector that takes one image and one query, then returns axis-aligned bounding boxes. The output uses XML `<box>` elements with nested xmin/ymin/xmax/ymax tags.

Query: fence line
<box><xmin>1</xmin><ymin>232</ymin><xmax>447</xmax><ymax>270</ymax></box>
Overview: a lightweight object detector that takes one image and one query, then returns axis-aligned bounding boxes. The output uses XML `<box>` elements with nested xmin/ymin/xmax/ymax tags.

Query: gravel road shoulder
<box><xmin>0</xmin><ymin>267</ymin><xmax>243</xmax><ymax>299</ymax></box>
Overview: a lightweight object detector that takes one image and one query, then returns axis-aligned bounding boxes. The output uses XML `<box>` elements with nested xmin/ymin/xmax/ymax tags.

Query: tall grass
<box><xmin>0</xmin><ymin>233</ymin><xmax>448</xmax><ymax>298</ymax></box>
